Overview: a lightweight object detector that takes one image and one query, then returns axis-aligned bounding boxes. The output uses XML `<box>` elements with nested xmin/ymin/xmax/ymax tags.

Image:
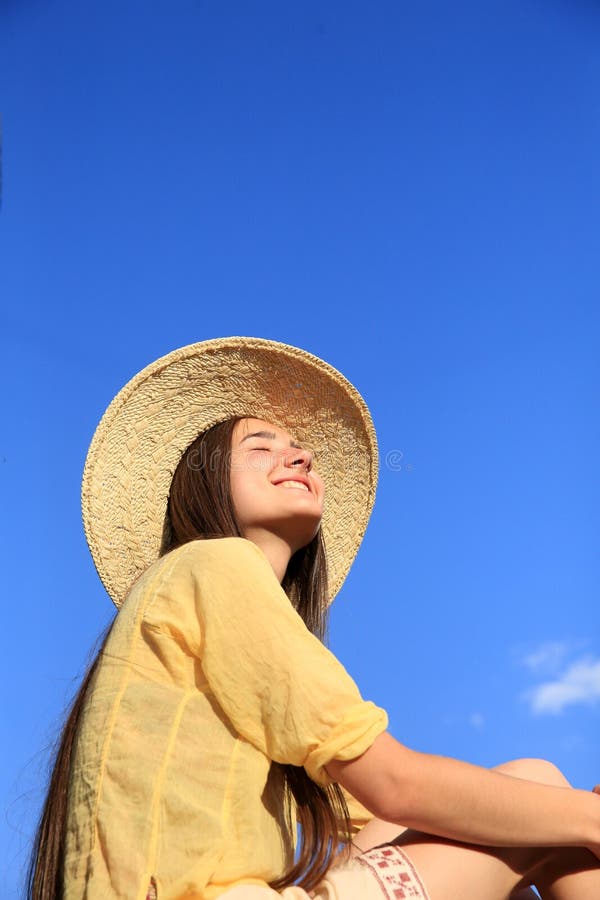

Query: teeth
<box><xmin>278</xmin><ymin>480</ymin><xmax>309</xmax><ymax>491</ymax></box>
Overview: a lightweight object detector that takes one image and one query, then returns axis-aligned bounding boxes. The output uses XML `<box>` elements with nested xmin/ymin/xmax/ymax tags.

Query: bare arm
<box><xmin>325</xmin><ymin>731</ymin><xmax>600</xmax><ymax>854</ymax></box>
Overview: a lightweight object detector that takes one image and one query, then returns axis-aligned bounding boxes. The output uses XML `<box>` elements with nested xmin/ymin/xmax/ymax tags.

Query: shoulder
<box><xmin>128</xmin><ymin>538</ymin><xmax>271</xmax><ymax>600</ymax></box>
<box><xmin>169</xmin><ymin>536</ymin><xmax>268</xmax><ymax>565</ymax></box>
<box><xmin>129</xmin><ymin>538</ymin><xmax>274</xmax><ymax>628</ymax></box>
<box><xmin>158</xmin><ymin>536</ymin><xmax>273</xmax><ymax>585</ymax></box>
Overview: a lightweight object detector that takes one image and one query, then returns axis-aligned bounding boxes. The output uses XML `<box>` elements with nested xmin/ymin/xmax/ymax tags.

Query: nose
<box><xmin>282</xmin><ymin>447</ymin><xmax>313</xmax><ymax>473</ymax></box>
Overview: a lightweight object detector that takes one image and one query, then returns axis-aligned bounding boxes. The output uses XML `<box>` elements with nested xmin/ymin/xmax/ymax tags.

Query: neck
<box><xmin>241</xmin><ymin>529</ymin><xmax>294</xmax><ymax>583</ymax></box>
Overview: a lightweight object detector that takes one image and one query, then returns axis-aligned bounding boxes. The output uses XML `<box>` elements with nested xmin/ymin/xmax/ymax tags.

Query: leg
<box><xmin>529</xmin><ymin>847</ymin><xmax>600</xmax><ymax>900</ymax></box>
<box><xmin>344</xmin><ymin>758</ymin><xmax>599</xmax><ymax>900</ymax></box>
<box><xmin>487</xmin><ymin>760</ymin><xmax>599</xmax><ymax>900</ymax></box>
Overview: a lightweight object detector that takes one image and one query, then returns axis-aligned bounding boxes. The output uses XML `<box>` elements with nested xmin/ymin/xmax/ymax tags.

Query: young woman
<box><xmin>28</xmin><ymin>337</ymin><xmax>600</xmax><ymax>900</ymax></box>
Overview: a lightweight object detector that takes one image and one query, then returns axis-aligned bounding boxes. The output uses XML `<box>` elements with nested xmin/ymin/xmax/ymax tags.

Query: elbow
<box><xmin>369</xmin><ymin>769</ymin><xmax>413</xmax><ymax>825</ymax></box>
<box><xmin>327</xmin><ymin>732</ymin><xmax>418</xmax><ymax>826</ymax></box>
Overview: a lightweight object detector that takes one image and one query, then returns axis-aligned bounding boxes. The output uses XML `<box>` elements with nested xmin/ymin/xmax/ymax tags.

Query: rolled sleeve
<box><xmin>303</xmin><ymin>699</ymin><xmax>388</xmax><ymax>786</ymax></box>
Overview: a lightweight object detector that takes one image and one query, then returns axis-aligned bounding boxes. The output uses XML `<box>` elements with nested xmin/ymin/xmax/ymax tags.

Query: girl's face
<box><xmin>230</xmin><ymin>417</ymin><xmax>325</xmax><ymax>553</ymax></box>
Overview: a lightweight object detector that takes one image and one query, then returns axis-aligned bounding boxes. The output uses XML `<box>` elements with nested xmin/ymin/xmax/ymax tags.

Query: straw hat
<box><xmin>81</xmin><ymin>336</ymin><xmax>379</xmax><ymax>608</ymax></box>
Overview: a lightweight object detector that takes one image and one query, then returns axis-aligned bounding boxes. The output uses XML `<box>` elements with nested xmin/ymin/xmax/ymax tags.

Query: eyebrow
<box><xmin>239</xmin><ymin>430</ymin><xmax>304</xmax><ymax>450</ymax></box>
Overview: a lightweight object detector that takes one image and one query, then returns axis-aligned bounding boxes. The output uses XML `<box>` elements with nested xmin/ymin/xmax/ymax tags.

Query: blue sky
<box><xmin>1</xmin><ymin>1</ymin><xmax>599</xmax><ymax>895</ymax></box>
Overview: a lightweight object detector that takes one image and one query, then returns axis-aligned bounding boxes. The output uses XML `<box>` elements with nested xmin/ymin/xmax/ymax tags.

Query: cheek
<box><xmin>229</xmin><ymin>471</ymin><xmax>246</xmax><ymax>506</ymax></box>
<box><xmin>230</xmin><ymin>470</ymin><xmax>264</xmax><ymax>513</ymax></box>
<box><xmin>312</xmin><ymin>474</ymin><xmax>325</xmax><ymax>499</ymax></box>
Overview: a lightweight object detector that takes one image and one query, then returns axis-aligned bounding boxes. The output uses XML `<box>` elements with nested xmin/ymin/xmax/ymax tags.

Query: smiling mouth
<box><xmin>276</xmin><ymin>481</ymin><xmax>310</xmax><ymax>492</ymax></box>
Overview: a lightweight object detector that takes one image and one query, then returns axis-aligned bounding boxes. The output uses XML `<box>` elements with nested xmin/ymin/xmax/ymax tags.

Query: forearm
<box><xmin>389</xmin><ymin>747</ymin><xmax>600</xmax><ymax>849</ymax></box>
<box><xmin>328</xmin><ymin>732</ymin><xmax>600</xmax><ymax>851</ymax></box>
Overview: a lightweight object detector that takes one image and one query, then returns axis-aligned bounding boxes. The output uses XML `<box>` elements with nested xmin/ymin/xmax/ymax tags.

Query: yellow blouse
<box><xmin>64</xmin><ymin>537</ymin><xmax>388</xmax><ymax>900</ymax></box>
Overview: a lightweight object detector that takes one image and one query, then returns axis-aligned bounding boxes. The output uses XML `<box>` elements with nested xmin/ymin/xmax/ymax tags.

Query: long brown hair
<box><xmin>27</xmin><ymin>415</ymin><xmax>353</xmax><ymax>898</ymax></box>
<box><xmin>26</xmin><ymin>622</ymin><xmax>115</xmax><ymax>899</ymax></box>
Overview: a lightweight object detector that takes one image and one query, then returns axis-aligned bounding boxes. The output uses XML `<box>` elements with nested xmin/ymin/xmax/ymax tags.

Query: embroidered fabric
<box><xmin>352</xmin><ymin>845</ymin><xmax>430</xmax><ymax>898</ymax></box>
<box><xmin>165</xmin><ymin>843</ymin><xmax>431</xmax><ymax>899</ymax></box>
<box><xmin>308</xmin><ymin>844</ymin><xmax>431</xmax><ymax>899</ymax></box>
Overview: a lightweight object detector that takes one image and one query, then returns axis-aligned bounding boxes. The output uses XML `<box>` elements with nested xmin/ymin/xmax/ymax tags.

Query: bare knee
<box><xmin>492</xmin><ymin>757</ymin><xmax>572</xmax><ymax>787</ymax></box>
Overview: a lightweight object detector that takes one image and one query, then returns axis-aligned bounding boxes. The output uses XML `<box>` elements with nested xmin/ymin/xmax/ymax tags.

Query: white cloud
<box><xmin>524</xmin><ymin>657</ymin><xmax>600</xmax><ymax>715</ymax></box>
<box><xmin>521</xmin><ymin>641</ymin><xmax>570</xmax><ymax>675</ymax></box>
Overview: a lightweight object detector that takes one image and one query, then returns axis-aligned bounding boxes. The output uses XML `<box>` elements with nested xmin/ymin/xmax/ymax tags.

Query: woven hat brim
<box><xmin>82</xmin><ymin>336</ymin><xmax>379</xmax><ymax>607</ymax></box>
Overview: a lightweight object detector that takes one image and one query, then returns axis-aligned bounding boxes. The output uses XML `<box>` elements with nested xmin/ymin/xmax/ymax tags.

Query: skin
<box><xmin>229</xmin><ymin>416</ymin><xmax>324</xmax><ymax>582</ymax></box>
<box><xmin>228</xmin><ymin>416</ymin><xmax>600</xmax><ymax>900</ymax></box>
<box><xmin>328</xmin><ymin>744</ymin><xmax>600</xmax><ymax>900</ymax></box>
